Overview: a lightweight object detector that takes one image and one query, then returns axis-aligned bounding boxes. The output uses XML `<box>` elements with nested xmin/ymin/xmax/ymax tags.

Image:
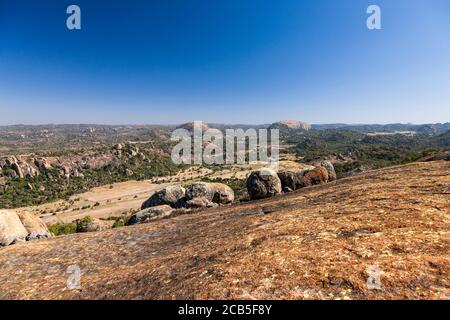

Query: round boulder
<box><xmin>246</xmin><ymin>168</ymin><xmax>282</xmax><ymax>200</ymax></box>
<box><xmin>185</xmin><ymin>182</ymin><xmax>234</xmax><ymax>206</ymax></box>
<box><xmin>321</xmin><ymin>160</ymin><xmax>337</xmax><ymax>181</ymax></box>
<box><xmin>186</xmin><ymin>197</ymin><xmax>217</xmax><ymax>209</ymax></box>
<box><xmin>141</xmin><ymin>185</ymin><xmax>186</xmax><ymax>209</ymax></box>
<box><xmin>127</xmin><ymin>205</ymin><xmax>175</xmax><ymax>225</ymax></box>
<box><xmin>17</xmin><ymin>211</ymin><xmax>52</xmax><ymax>241</ymax></box>
<box><xmin>277</xmin><ymin>170</ymin><xmax>298</xmax><ymax>191</ymax></box>
<box><xmin>0</xmin><ymin>210</ymin><xmax>28</xmax><ymax>246</ymax></box>
<box><xmin>298</xmin><ymin>166</ymin><xmax>329</xmax><ymax>188</ymax></box>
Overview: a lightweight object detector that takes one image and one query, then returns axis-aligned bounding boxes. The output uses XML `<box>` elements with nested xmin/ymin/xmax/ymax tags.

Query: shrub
<box><xmin>48</xmin><ymin>222</ymin><xmax>77</xmax><ymax>236</ymax></box>
<box><xmin>75</xmin><ymin>216</ymin><xmax>93</xmax><ymax>232</ymax></box>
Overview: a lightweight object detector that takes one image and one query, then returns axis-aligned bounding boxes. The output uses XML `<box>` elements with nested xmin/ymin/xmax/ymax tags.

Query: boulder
<box><xmin>186</xmin><ymin>197</ymin><xmax>218</xmax><ymax>209</ymax></box>
<box><xmin>0</xmin><ymin>210</ymin><xmax>28</xmax><ymax>246</ymax></box>
<box><xmin>127</xmin><ymin>205</ymin><xmax>175</xmax><ymax>225</ymax></box>
<box><xmin>11</xmin><ymin>162</ymin><xmax>24</xmax><ymax>179</ymax></box>
<box><xmin>141</xmin><ymin>185</ymin><xmax>186</xmax><ymax>209</ymax></box>
<box><xmin>246</xmin><ymin>168</ymin><xmax>282</xmax><ymax>200</ymax></box>
<box><xmin>295</xmin><ymin>166</ymin><xmax>315</xmax><ymax>178</ymax></box>
<box><xmin>17</xmin><ymin>211</ymin><xmax>52</xmax><ymax>241</ymax></box>
<box><xmin>298</xmin><ymin>166</ymin><xmax>329</xmax><ymax>188</ymax></box>
<box><xmin>321</xmin><ymin>160</ymin><xmax>337</xmax><ymax>181</ymax></box>
<box><xmin>277</xmin><ymin>170</ymin><xmax>298</xmax><ymax>191</ymax></box>
<box><xmin>185</xmin><ymin>182</ymin><xmax>234</xmax><ymax>205</ymax></box>
<box><xmin>34</xmin><ymin>157</ymin><xmax>52</xmax><ymax>170</ymax></box>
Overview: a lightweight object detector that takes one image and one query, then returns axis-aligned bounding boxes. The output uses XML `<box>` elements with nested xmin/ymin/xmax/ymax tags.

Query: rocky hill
<box><xmin>0</xmin><ymin>160</ymin><xmax>448</xmax><ymax>299</ymax></box>
<box><xmin>0</xmin><ymin>142</ymin><xmax>180</xmax><ymax>208</ymax></box>
<box><xmin>269</xmin><ymin>120</ymin><xmax>311</xmax><ymax>131</ymax></box>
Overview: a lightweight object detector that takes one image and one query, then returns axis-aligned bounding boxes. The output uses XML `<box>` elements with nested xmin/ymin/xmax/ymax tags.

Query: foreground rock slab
<box><xmin>0</xmin><ymin>161</ymin><xmax>448</xmax><ymax>299</ymax></box>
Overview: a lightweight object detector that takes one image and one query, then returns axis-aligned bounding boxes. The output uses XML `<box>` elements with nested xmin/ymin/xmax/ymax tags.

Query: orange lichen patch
<box><xmin>0</xmin><ymin>161</ymin><xmax>448</xmax><ymax>300</ymax></box>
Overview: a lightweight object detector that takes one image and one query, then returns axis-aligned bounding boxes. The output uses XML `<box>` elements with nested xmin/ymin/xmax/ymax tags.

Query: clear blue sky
<box><xmin>0</xmin><ymin>0</ymin><xmax>449</xmax><ymax>125</ymax></box>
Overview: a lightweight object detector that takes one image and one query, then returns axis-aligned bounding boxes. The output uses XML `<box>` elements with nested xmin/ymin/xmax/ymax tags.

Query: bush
<box><xmin>112</xmin><ymin>218</ymin><xmax>125</xmax><ymax>228</ymax></box>
<box><xmin>48</xmin><ymin>222</ymin><xmax>77</xmax><ymax>236</ymax></box>
<box><xmin>75</xmin><ymin>216</ymin><xmax>93</xmax><ymax>232</ymax></box>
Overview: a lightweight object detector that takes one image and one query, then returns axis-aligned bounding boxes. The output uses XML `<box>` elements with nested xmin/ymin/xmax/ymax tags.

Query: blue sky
<box><xmin>0</xmin><ymin>0</ymin><xmax>449</xmax><ymax>125</ymax></box>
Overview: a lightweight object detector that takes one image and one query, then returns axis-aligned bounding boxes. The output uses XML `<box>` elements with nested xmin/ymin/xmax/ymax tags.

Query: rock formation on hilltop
<box><xmin>269</xmin><ymin>119</ymin><xmax>311</xmax><ymax>131</ymax></box>
<box><xmin>176</xmin><ymin>122</ymin><xmax>210</xmax><ymax>132</ymax></box>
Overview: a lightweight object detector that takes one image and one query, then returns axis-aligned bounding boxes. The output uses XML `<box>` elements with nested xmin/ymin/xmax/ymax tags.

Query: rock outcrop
<box><xmin>298</xmin><ymin>166</ymin><xmax>329</xmax><ymax>187</ymax></box>
<box><xmin>0</xmin><ymin>210</ymin><xmax>28</xmax><ymax>246</ymax></box>
<box><xmin>0</xmin><ymin>161</ymin><xmax>448</xmax><ymax>300</ymax></box>
<box><xmin>246</xmin><ymin>168</ymin><xmax>282</xmax><ymax>200</ymax></box>
<box><xmin>0</xmin><ymin>142</ymin><xmax>152</xmax><ymax>184</ymax></box>
<box><xmin>277</xmin><ymin>170</ymin><xmax>298</xmax><ymax>191</ymax></box>
<box><xmin>141</xmin><ymin>182</ymin><xmax>235</xmax><ymax>211</ymax></box>
<box><xmin>141</xmin><ymin>185</ymin><xmax>186</xmax><ymax>209</ymax></box>
<box><xmin>253</xmin><ymin>165</ymin><xmax>333</xmax><ymax>197</ymax></box>
<box><xmin>269</xmin><ymin>120</ymin><xmax>311</xmax><ymax>131</ymax></box>
<box><xmin>185</xmin><ymin>197</ymin><xmax>218</xmax><ymax>208</ymax></box>
<box><xmin>0</xmin><ymin>210</ymin><xmax>51</xmax><ymax>246</ymax></box>
<box><xmin>17</xmin><ymin>211</ymin><xmax>52</xmax><ymax>240</ymax></box>
<box><xmin>321</xmin><ymin>160</ymin><xmax>337</xmax><ymax>182</ymax></box>
<box><xmin>127</xmin><ymin>205</ymin><xmax>175</xmax><ymax>225</ymax></box>
<box><xmin>185</xmin><ymin>182</ymin><xmax>234</xmax><ymax>206</ymax></box>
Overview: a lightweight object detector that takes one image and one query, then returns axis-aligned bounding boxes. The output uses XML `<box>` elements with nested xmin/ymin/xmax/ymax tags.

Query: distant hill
<box><xmin>312</xmin><ymin>123</ymin><xmax>450</xmax><ymax>135</ymax></box>
<box><xmin>269</xmin><ymin>120</ymin><xmax>311</xmax><ymax>131</ymax></box>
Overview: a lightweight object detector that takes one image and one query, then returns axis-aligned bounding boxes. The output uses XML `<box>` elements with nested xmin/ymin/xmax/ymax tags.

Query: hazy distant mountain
<box><xmin>311</xmin><ymin>123</ymin><xmax>450</xmax><ymax>135</ymax></box>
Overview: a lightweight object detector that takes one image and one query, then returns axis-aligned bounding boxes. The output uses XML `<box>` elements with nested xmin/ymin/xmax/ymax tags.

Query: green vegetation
<box><xmin>47</xmin><ymin>221</ymin><xmax>77</xmax><ymax>236</ymax></box>
<box><xmin>112</xmin><ymin>218</ymin><xmax>126</xmax><ymax>228</ymax></box>
<box><xmin>285</xmin><ymin>129</ymin><xmax>450</xmax><ymax>176</ymax></box>
<box><xmin>75</xmin><ymin>216</ymin><xmax>94</xmax><ymax>232</ymax></box>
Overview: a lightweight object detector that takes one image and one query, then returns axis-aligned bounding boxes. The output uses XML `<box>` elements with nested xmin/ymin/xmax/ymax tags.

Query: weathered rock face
<box><xmin>141</xmin><ymin>185</ymin><xmax>186</xmax><ymax>209</ymax></box>
<box><xmin>298</xmin><ymin>166</ymin><xmax>329</xmax><ymax>188</ymax></box>
<box><xmin>321</xmin><ymin>160</ymin><xmax>337</xmax><ymax>182</ymax></box>
<box><xmin>0</xmin><ymin>210</ymin><xmax>29</xmax><ymax>246</ymax></box>
<box><xmin>186</xmin><ymin>197</ymin><xmax>218</xmax><ymax>209</ymax></box>
<box><xmin>185</xmin><ymin>182</ymin><xmax>234</xmax><ymax>206</ymax></box>
<box><xmin>17</xmin><ymin>211</ymin><xmax>52</xmax><ymax>241</ymax></box>
<box><xmin>277</xmin><ymin>170</ymin><xmax>298</xmax><ymax>191</ymax></box>
<box><xmin>0</xmin><ymin>142</ymin><xmax>153</xmax><ymax>185</ymax></box>
<box><xmin>246</xmin><ymin>168</ymin><xmax>282</xmax><ymax>200</ymax></box>
<box><xmin>127</xmin><ymin>205</ymin><xmax>175</xmax><ymax>225</ymax></box>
